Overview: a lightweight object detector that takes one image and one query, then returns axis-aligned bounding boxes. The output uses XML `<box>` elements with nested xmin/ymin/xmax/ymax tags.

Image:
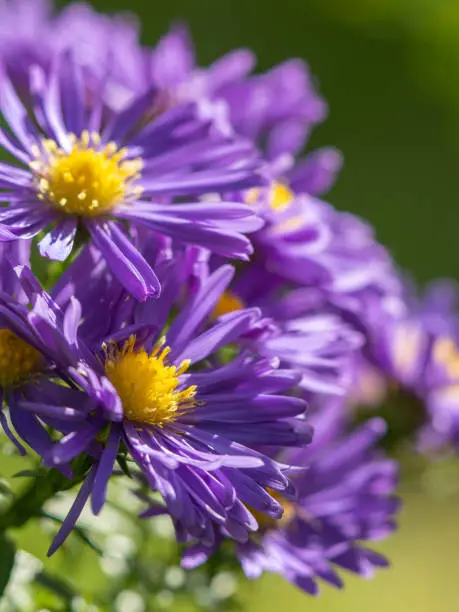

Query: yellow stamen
<box><xmin>30</xmin><ymin>132</ymin><xmax>143</xmax><ymax>217</ymax></box>
<box><xmin>245</xmin><ymin>182</ymin><xmax>294</xmax><ymax>212</ymax></box>
<box><xmin>0</xmin><ymin>330</ymin><xmax>42</xmax><ymax>388</ymax></box>
<box><xmin>269</xmin><ymin>183</ymin><xmax>294</xmax><ymax>211</ymax></box>
<box><xmin>104</xmin><ymin>335</ymin><xmax>197</xmax><ymax>426</ymax></box>
<box><xmin>212</xmin><ymin>292</ymin><xmax>244</xmax><ymax>318</ymax></box>
<box><xmin>434</xmin><ymin>337</ymin><xmax>459</xmax><ymax>378</ymax></box>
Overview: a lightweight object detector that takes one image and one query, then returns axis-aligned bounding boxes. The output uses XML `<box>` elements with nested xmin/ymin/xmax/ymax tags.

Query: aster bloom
<box><xmin>357</xmin><ymin>280</ymin><xmax>459</xmax><ymax>451</ymax></box>
<box><xmin>0</xmin><ymin>0</ymin><xmax>144</xmax><ymax>105</ymax></box>
<box><xmin>122</xmin><ymin>24</ymin><xmax>341</xmax><ymax>173</ymax></box>
<box><xmin>0</xmin><ymin>249</ymin><xmax>311</xmax><ymax>555</ymax></box>
<box><xmin>199</xmin><ymin>53</ymin><xmax>328</xmax><ymax>161</ymax></box>
<box><xmin>0</xmin><ymin>52</ymin><xmax>265</xmax><ymax>300</ymax></box>
<box><xmin>182</xmin><ymin>410</ymin><xmax>400</xmax><ymax>596</ymax></box>
<box><xmin>0</xmin><ymin>248</ymin><xmax>80</xmax><ymax>460</ymax></box>
<box><xmin>0</xmin><ymin>0</ymin><xmax>53</xmax><ymax>91</ymax></box>
<box><xmin>52</xmin><ymin>3</ymin><xmax>142</xmax><ymax>103</ymax></box>
<box><xmin>243</xmin><ymin>180</ymin><xmax>404</xmax><ymax>326</ymax></box>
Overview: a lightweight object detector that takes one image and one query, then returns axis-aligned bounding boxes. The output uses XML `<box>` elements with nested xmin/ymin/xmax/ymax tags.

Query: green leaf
<box><xmin>12</xmin><ymin>469</ymin><xmax>44</xmax><ymax>479</ymax></box>
<box><xmin>0</xmin><ymin>535</ymin><xmax>15</xmax><ymax>597</ymax></box>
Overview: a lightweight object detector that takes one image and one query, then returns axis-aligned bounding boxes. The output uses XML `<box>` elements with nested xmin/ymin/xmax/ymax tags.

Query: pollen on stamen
<box><xmin>104</xmin><ymin>335</ymin><xmax>197</xmax><ymax>426</ymax></box>
<box><xmin>30</xmin><ymin>132</ymin><xmax>143</xmax><ymax>218</ymax></box>
<box><xmin>269</xmin><ymin>183</ymin><xmax>294</xmax><ymax>212</ymax></box>
<box><xmin>0</xmin><ymin>329</ymin><xmax>42</xmax><ymax>388</ymax></box>
<box><xmin>245</xmin><ymin>182</ymin><xmax>294</xmax><ymax>212</ymax></box>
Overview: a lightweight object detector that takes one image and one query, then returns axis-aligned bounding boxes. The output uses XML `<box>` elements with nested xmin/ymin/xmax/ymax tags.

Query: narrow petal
<box><xmin>167</xmin><ymin>265</ymin><xmax>235</xmax><ymax>353</ymax></box>
<box><xmin>38</xmin><ymin>219</ymin><xmax>77</xmax><ymax>261</ymax></box>
<box><xmin>172</xmin><ymin>309</ymin><xmax>260</xmax><ymax>364</ymax></box>
<box><xmin>47</xmin><ymin>466</ymin><xmax>97</xmax><ymax>556</ymax></box>
<box><xmin>86</xmin><ymin>220</ymin><xmax>160</xmax><ymax>302</ymax></box>
<box><xmin>91</xmin><ymin>426</ymin><xmax>121</xmax><ymax>515</ymax></box>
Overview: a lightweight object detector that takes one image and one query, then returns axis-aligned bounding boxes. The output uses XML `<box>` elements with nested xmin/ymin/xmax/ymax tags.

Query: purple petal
<box><xmin>167</xmin><ymin>265</ymin><xmax>235</xmax><ymax>352</ymax></box>
<box><xmin>38</xmin><ymin>219</ymin><xmax>77</xmax><ymax>261</ymax></box>
<box><xmin>86</xmin><ymin>220</ymin><xmax>160</xmax><ymax>302</ymax></box>
<box><xmin>0</xmin><ymin>407</ymin><xmax>26</xmax><ymax>455</ymax></box>
<box><xmin>116</xmin><ymin>206</ymin><xmax>254</xmax><ymax>260</ymax></box>
<box><xmin>47</xmin><ymin>466</ymin><xmax>97</xmax><ymax>556</ymax></box>
<box><xmin>172</xmin><ymin>309</ymin><xmax>260</xmax><ymax>364</ymax></box>
<box><xmin>91</xmin><ymin>426</ymin><xmax>121</xmax><ymax>515</ymax></box>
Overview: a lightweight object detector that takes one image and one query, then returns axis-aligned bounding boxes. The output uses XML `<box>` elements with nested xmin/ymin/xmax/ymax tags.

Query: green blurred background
<box><xmin>44</xmin><ymin>0</ymin><xmax>459</xmax><ymax>609</ymax></box>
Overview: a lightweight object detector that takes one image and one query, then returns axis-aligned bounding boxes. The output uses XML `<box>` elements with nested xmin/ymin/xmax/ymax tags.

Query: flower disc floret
<box><xmin>212</xmin><ymin>291</ymin><xmax>244</xmax><ymax>318</ymax></box>
<box><xmin>30</xmin><ymin>131</ymin><xmax>143</xmax><ymax>217</ymax></box>
<box><xmin>0</xmin><ymin>329</ymin><xmax>42</xmax><ymax>388</ymax></box>
<box><xmin>434</xmin><ymin>336</ymin><xmax>459</xmax><ymax>378</ymax></box>
<box><xmin>105</xmin><ymin>336</ymin><xmax>197</xmax><ymax>426</ymax></box>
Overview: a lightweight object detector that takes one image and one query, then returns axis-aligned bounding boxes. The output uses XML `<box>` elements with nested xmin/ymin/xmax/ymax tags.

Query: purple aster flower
<box><xmin>0</xmin><ymin>5</ymin><xmax>340</xmax><ymax>190</ymax></box>
<box><xmin>182</xmin><ymin>408</ymin><xmax>400</xmax><ymax>596</ymax></box>
<box><xmin>111</xmin><ymin>23</ymin><xmax>340</xmax><ymax>179</ymax></box>
<box><xmin>243</xmin><ymin>180</ymin><xmax>404</xmax><ymax>327</ymax></box>
<box><xmin>0</xmin><ymin>0</ymin><xmax>54</xmax><ymax>92</ymax></box>
<box><xmin>144</xmin><ymin>29</ymin><xmax>402</xmax><ymax>326</ymax></box>
<box><xmin>351</xmin><ymin>279</ymin><xmax>459</xmax><ymax>451</ymax></box>
<box><xmin>53</xmin><ymin>3</ymin><xmax>142</xmax><ymax>102</ymax></box>
<box><xmin>199</xmin><ymin>53</ymin><xmax>328</xmax><ymax>161</ymax></box>
<box><xmin>0</xmin><ymin>51</ymin><xmax>265</xmax><ymax>301</ymax></box>
<box><xmin>147</xmin><ymin>26</ymin><xmax>343</xmax><ymax>193</ymax></box>
<box><xmin>0</xmin><ymin>0</ymin><xmax>142</xmax><ymax>104</ymax></box>
<box><xmin>0</xmin><ymin>248</ymin><xmax>311</xmax><ymax>555</ymax></box>
<box><xmin>0</xmin><ymin>248</ymin><xmax>82</xmax><ymax>463</ymax></box>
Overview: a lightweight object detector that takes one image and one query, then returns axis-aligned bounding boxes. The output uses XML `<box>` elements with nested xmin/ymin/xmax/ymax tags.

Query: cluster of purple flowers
<box><xmin>0</xmin><ymin>0</ymin><xmax>452</xmax><ymax>599</ymax></box>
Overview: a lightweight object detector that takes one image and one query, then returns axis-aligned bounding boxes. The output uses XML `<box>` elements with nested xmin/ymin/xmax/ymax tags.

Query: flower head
<box><xmin>0</xmin><ymin>52</ymin><xmax>264</xmax><ymax>301</ymax></box>
<box><xmin>182</xmin><ymin>412</ymin><xmax>400</xmax><ymax>596</ymax></box>
<box><xmin>0</xmin><ymin>329</ymin><xmax>42</xmax><ymax>388</ymax></box>
<box><xmin>244</xmin><ymin>177</ymin><xmax>404</xmax><ymax>327</ymax></box>
<box><xmin>0</xmin><ymin>246</ymin><xmax>82</xmax><ymax>460</ymax></box>
<box><xmin>104</xmin><ymin>335</ymin><xmax>197</xmax><ymax>426</ymax></box>
<box><xmin>0</xmin><ymin>245</ymin><xmax>311</xmax><ymax>555</ymax></box>
<box><xmin>0</xmin><ymin>0</ymin><xmax>142</xmax><ymax>105</ymax></box>
<box><xmin>350</xmin><ymin>279</ymin><xmax>459</xmax><ymax>451</ymax></box>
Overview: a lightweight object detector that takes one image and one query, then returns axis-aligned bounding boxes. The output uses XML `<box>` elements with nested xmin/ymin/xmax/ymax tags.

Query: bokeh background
<box><xmin>9</xmin><ymin>0</ymin><xmax>459</xmax><ymax>610</ymax></box>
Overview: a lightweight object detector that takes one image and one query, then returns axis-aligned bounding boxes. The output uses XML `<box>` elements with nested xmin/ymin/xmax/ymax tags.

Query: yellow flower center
<box><xmin>434</xmin><ymin>337</ymin><xmax>459</xmax><ymax>378</ymax></box>
<box><xmin>212</xmin><ymin>292</ymin><xmax>244</xmax><ymax>318</ymax></box>
<box><xmin>0</xmin><ymin>330</ymin><xmax>42</xmax><ymax>388</ymax></box>
<box><xmin>269</xmin><ymin>183</ymin><xmax>294</xmax><ymax>211</ymax></box>
<box><xmin>245</xmin><ymin>182</ymin><xmax>294</xmax><ymax>212</ymax></box>
<box><xmin>250</xmin><ymin>489</ymin><xmax>296</xmax><ymax>531</ymax></box>
<box><xmin>104</xmin><ymin>336</ymin><xmax>197</xmax><ymax>426</ymax></box>
<box><xmin>30</xmin><ymin>131</ymin><xmax>143</xmax><ymax>217</ymax></box>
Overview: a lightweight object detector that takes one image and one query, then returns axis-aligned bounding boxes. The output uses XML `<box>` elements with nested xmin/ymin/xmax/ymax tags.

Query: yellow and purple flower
<box><xmin>351</xmin><ymin>280</ymin><xmax>459</xmax><ymax>451</ymax></box>
<box><xmin>0</xmin><ymin>51</ymin><xmax>265</xmax><ymax>301</ymax></box>
<box><xmin>182</xmin><ymin>405</ymin><xmax>400</xmax><ymax>595</ymax></box>
<box><xmin>182</xmin><ymin>408</ymin><xmax>400</xmax><ymax>595</ymax></box>
<box><xmin>0</xmin><ymin>246</ymin><xmax>311</xmax><ymax>555</ymax></box>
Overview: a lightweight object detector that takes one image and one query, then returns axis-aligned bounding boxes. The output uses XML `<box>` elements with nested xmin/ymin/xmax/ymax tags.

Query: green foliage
<box><xmin>0</xmin><ymin>536</ymin><xmax>15</xmax><ymax>597</ymax></box>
